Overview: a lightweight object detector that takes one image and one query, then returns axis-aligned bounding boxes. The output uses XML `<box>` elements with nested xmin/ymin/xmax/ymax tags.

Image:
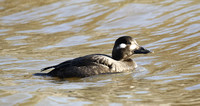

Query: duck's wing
<box><xmin>48</xmin><ymin>54</ymin><xmax>116</xmax><ymax>77</ymax></box>
<box><xmin>71</xmin><ymin>54</ymin><xmax>114</xmax><ymax>67</ymax></box>
<box><xmin>41</xmin><ymin>54</ymin><xmax>121</xmax><ymax>72</ymax></box>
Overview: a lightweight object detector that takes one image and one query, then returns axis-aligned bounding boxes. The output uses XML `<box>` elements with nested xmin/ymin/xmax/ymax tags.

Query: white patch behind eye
<box><xmin>130</xmin><ymin>44</ymin><xmax>137</xmax><ymax>50</ymax></box>
<box><xmin>119</xmin><ymin>43</ymin><xmax>127</xmax><ymax>48</ymax></box>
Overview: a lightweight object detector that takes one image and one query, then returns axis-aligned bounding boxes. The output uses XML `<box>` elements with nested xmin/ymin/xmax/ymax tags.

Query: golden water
<box><xmin>0</xmin><ymin>0</ymin><xmax>200</xmax><ymax>105</ymax></box>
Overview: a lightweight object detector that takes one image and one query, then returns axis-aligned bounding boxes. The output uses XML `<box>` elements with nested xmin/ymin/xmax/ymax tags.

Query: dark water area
<box><xmin>0</xmin><ymin>0</ymin><xmax>200</xmax><ymax>105</ymax></box>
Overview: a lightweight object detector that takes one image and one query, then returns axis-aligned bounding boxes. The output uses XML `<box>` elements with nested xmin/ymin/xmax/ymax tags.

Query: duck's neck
<box><xmin>112</xmin><ymin>49</ymin><xmax>129</xmax><ymax>61</ymax></box>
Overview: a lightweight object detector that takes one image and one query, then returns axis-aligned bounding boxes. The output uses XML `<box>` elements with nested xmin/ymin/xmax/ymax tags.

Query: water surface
<box><xmin>0</xmin><ymin>0</ymin><xmax>200</xmax><ymax>105</ymax></box>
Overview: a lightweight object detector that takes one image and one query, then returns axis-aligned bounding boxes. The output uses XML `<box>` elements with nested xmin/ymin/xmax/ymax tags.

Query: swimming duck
<box><xmin>34</xmin><ymin>36</ymin><xmax>151</xmax><ymax>78</ymax></box>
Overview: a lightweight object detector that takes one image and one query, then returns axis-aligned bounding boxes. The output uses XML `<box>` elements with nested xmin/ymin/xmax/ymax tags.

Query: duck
<box><xmin>34</xmin><ymin>36</ymin><xmax>151</xmax><ymax>78</ymax></box>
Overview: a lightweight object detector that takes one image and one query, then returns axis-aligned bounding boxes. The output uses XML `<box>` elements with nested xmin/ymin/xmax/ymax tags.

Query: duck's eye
<box><xmin>127</xmin><ymin>42</ymin><xmax>131</xmax><ymax>44</ymax></box>
<box><xmin>119</xmin><ymin>43</ymin><xmax>127</xmax><ymax>48</ymax></box>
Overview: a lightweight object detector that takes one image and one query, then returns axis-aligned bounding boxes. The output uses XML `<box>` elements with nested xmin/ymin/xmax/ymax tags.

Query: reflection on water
<box><xmin>0</xmin><ymin>0</ymin><xmax>200</xmax><ymax>105</ymax></box>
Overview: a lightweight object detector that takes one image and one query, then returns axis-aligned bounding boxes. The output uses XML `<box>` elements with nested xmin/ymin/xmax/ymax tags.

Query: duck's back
<box><xmin>42</xmin><ymin>54</ymin><xmax>135</xmax><ymax>78</ymax></box>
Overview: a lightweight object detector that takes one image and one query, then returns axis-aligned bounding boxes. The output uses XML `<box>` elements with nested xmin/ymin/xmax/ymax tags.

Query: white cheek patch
<box><xmin>130</xmin><ymin>44</ymin><xmax>137</xmax><ymax>50</ymax></box>
<box><xmin>119</xmin><ymin>43</ymin><xmax>127</xmax><ymax>48</ymax></box>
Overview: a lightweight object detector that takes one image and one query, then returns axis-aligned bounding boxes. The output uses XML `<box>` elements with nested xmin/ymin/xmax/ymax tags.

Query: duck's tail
<box><xmin>41</xmin><ymin>66</ymin><xmax>55</xmax><ymax>72</ymax></box>
<box><xmin>34</xmin><ymin>65</ymin><xmax>56</xmax><ymax>76</ymax></box>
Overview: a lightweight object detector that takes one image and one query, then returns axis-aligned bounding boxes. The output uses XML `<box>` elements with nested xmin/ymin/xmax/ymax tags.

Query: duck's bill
<box><xmin>133</xmin><ymin>47</ymin><xmax>152</xmax><ymax>54</ymax></box>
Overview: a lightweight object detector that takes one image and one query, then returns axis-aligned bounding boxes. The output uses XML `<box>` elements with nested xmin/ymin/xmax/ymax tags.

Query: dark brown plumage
<box><xmin>34</xmin><ymin>36</ymin><xmax>151</xmax><ymax>78</ymax></box>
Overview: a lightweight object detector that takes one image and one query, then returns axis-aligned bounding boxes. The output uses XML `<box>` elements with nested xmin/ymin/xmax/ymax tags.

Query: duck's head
<box><xmin>112</xmin><ymin>36</ymin><xmax>151</xmax><ymax>61</ymax></box>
